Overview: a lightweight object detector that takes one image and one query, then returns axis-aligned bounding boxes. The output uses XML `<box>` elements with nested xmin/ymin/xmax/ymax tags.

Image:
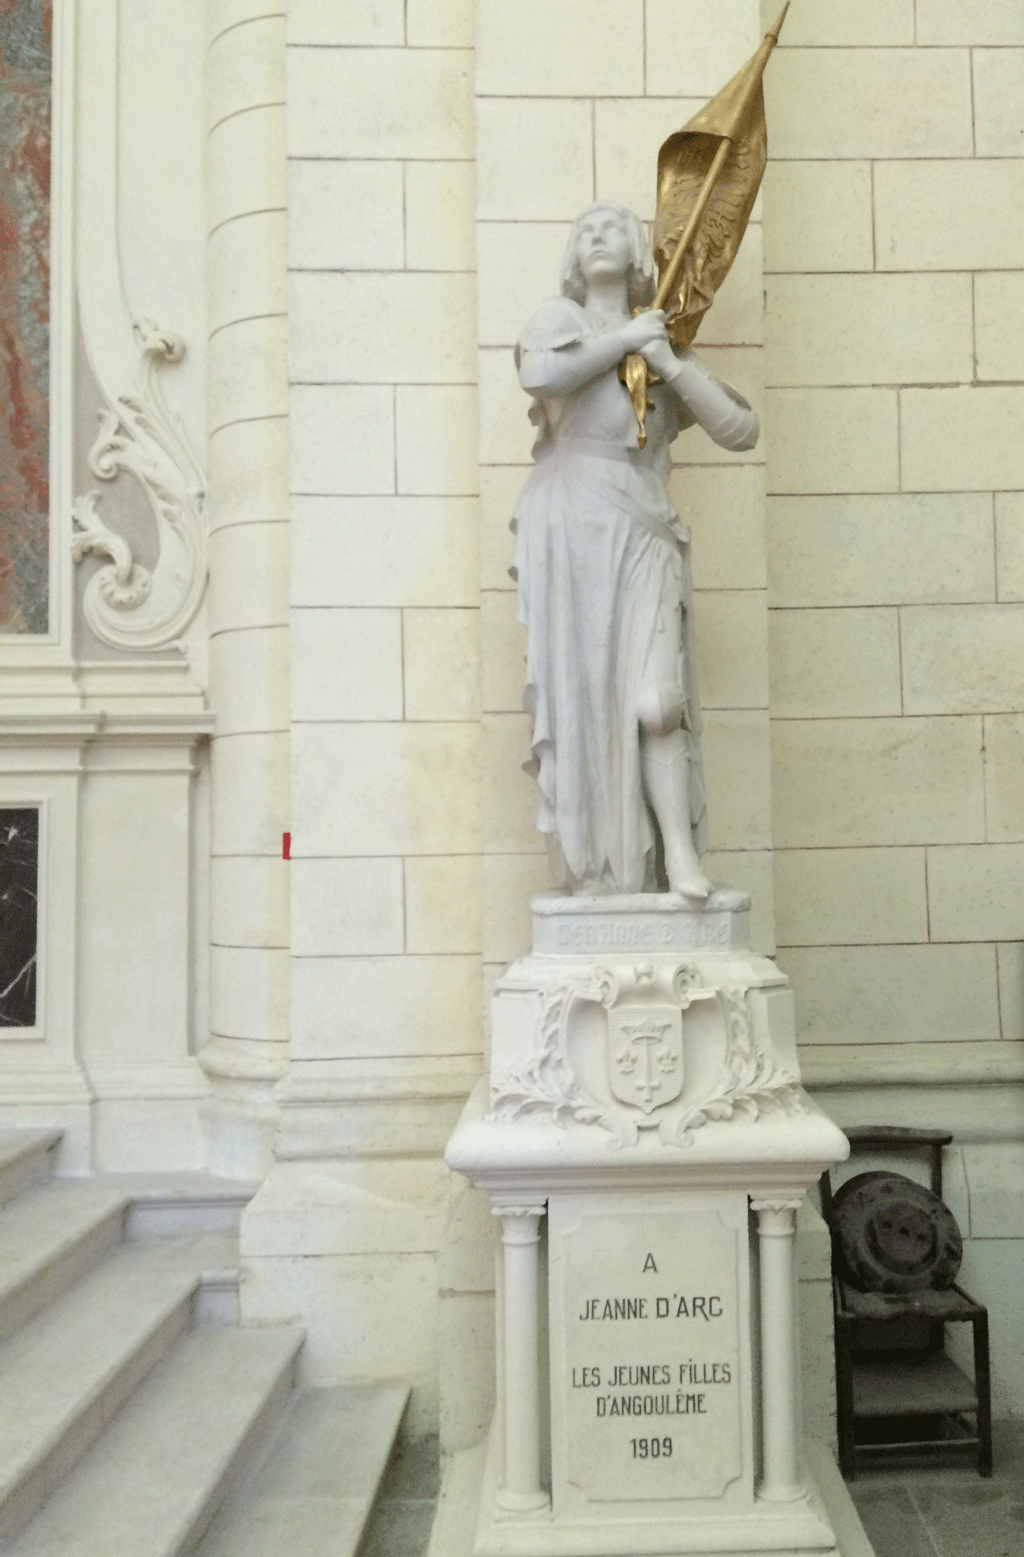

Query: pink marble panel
<box><xmin>0</xmin><ymin>0</ymin><xmax>50</xmax><ymax>634</ymax></box>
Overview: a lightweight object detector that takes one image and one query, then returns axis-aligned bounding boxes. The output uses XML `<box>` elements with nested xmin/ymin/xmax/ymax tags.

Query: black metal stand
<box><xmin>822</xmin><ymin>1126</ymin><xmax>993</xmax><ymax>1481</ymax></box>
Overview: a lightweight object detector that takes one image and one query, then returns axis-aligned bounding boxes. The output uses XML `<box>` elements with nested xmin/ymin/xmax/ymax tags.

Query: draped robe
<box><xmin>512</xmin><ymin>297</ymin><xmax>708</xmax><ymax>894</ymax></box>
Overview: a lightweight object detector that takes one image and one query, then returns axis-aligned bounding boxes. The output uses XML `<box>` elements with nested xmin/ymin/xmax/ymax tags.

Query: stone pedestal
<box><xmin>446</xmin><ymin>890</ymin><xmax>852</xmax><ymax>1557</ymax></box>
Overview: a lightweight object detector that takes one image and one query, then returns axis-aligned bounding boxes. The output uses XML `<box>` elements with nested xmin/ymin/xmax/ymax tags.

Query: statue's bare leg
<box><xmin>638</xmin><ymin>606</ymin><xmax>711</xmax><ymax>903</ymax></box>
<box><xmin>641</xmin><ymin>727</ymin><xmax>711</xmax><ymax>901</ymax></box>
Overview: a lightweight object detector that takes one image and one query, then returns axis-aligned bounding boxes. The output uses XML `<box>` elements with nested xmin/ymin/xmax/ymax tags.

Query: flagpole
<box><xmin>622</xmin><ymin>1</ymin><xmax>790</xmax><ymax>446</ymax></box>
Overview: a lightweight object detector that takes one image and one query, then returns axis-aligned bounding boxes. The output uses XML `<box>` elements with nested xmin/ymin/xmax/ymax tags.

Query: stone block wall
<box><xmin>239</xmin><ymin>0</ymin><xmax>484</xmax><ymax>1433</ymax></box>
<box><xmin>242</xmin><ymin>0</ymin><xmax>782</xmax><ymax>1434</ymax></box>
<box><xmin>762</xmin><ymin>0</ymin><xmax>1024</xmax><ymax>1083</ymax></box>
<box><xmin>284</xmin><ymin>0</ymin><xmax>482</xmax><ymax>1107</ymax></box>
<box><xmin>236</xmin><ymin>0</ymin><xmax>1024</xmax><ymax>1434</ymax></box>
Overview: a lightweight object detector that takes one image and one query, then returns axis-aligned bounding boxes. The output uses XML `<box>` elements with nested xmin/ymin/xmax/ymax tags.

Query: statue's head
<box><xmin>560</xmin><ymin>202</ymin><xmax>656</xmax><ymax>311</ymax></box>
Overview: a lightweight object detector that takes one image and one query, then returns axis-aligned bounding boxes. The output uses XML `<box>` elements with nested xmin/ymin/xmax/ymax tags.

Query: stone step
<box><xmin>195</xmin><ymin>1383</ymin><xmax>410</xmax><ymax>1557</ymax></box>
<box><xmin>0</xmin><ymin>1234</ymin><xmax>237</xmax><ymax>1544</ymax></box>
<box><xmin>113</xmin><ymin>1174</ymin><xmax>261</xmax><ymax>1241</ymax></box>
<box><xmin>0</xmin><ymin>1130</ymin><xmax>62</xmax><ymax>1208</ymax></box>
<box><xmin>5</xmin><ymin>1325</ymin><xmax>304</xmax><ymax>1557</ymax></box>
<box><xmin>0</xmin><ymin>1180</ymin><xmax>130</xmax><ymax>1345</ymax></box>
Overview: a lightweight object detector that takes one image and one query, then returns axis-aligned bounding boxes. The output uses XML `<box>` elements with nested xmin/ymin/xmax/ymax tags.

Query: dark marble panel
<box><xmin>0</xmin><ymin>806</ymin><xmax>38</xmax><ymax>1026</ymax></box>
<box><xmin>0</xmin><ymin>0</ymin><xmax>50</xmax><ymax>635</ymax></box>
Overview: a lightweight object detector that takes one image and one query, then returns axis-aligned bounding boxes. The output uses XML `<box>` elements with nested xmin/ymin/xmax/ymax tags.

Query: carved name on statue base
<box><xmin>488</xmin><ymin>891</ymin><xmax>807</xmax><ymax>1150</ymax></box>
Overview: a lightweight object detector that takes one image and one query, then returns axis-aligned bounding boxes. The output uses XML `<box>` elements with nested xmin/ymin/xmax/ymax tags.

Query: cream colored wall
<box><xmin>1</xmin><ymin>0</ymin><xmax>1019</xmax><ymax>1440</ymax></box>
<box><xmin>242</xmin><ymin>0</ymin><xmax>782</xmax><ymax>1437</ymax></box>
<box><xmin>239</xmin><ymin>0</ymin><xmax>484</xmax><ymax>1434</ymax></box>
<box><xmin>762</xmin><ymin>0</ymin><xmax>1024</xmax><ymax>1086</ymax></box>
<box><xmin>283</xmin><ymin>0</ymin><xmax>482</xmax><ymax>1109</ymax></box>
<box><xmin>231</xmin><ymin>0</ymin><xmax>1024</xmax><ymax>1434</ymax></box>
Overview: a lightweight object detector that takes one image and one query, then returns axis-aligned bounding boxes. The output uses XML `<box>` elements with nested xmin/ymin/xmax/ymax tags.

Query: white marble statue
<box><xmin>512</xmin><ymin>201</ymin><xmax>759</xmax><ymax>902</ymax></box>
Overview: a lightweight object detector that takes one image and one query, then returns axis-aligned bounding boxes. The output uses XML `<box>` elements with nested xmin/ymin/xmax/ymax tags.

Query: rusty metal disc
<box><xmin>831</xmin><ymin>1171</ymin><xmax>963</xmax><ymax>1294</ymax></box>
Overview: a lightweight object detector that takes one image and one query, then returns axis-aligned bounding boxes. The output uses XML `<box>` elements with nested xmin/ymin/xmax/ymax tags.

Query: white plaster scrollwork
<box><xmin>673</xmin><ymin>962</ymin><xmax>712</xmax><ymax>1002</ymax></box>
<box><xmin>71</xmin><ymin>318</ymin><xmax>207</xmax><ymax>652</ymax></box>
<box><xmin>488</xmin><ymin>970</ymin><xmax>618</xmax><ymax>1128</ymax></box>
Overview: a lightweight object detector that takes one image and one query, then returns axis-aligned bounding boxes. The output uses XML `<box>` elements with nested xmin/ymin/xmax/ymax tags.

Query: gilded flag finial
<box><xmin>766</xmin><ymin>2</ymin><xmax>790</xmax><ymax>44</ymax></box>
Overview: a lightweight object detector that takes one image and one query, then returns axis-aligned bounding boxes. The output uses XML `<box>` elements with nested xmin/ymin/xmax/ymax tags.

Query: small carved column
<box><xmin>751</xmin><ymin>1196</ymin><xmax>805</xmax><ymax>1502</ymax></box>
<box><xmin>494</xmin><ymin>1203</ymin><xmax>549</xmax><ymax>1511</ymax></box>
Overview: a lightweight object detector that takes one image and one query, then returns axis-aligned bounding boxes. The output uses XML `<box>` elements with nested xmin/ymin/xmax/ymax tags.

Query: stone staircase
<box><xmin>0</xmin><ymin>1130</ymin><xmax>410</xmax><ymax>1557</ymax></box>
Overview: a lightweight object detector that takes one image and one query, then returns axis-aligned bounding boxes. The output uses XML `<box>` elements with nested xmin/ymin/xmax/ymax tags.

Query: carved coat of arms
<box><xmin>608</xmin><ymin>1007</ymin><xmax>684</xmax><ymax>1113</ymax></box>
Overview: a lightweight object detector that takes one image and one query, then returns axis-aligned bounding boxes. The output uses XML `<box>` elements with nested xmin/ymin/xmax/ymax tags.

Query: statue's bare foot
<box><xmin>671</xmin><ymin>873</ymin><xmax>712</xmax><ymax>904</ymax></box>
<box><xmin>665</xmin><ymin>846</ymin><xmax>712</xmax><ymax>903</ymax></box>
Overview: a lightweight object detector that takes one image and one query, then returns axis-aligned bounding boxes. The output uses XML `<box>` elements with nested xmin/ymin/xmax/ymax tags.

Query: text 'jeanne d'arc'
<box><xmin>578</xmin><ymin>1295</ymin><xmax>724</xmax><ymax>1322</ymax></box>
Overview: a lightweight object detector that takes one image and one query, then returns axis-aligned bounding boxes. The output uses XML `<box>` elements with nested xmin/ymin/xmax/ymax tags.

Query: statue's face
<box><xmin>576</xmin><ymin>209</ymin><xmax>632</xmax><ymax>285</ymax></box>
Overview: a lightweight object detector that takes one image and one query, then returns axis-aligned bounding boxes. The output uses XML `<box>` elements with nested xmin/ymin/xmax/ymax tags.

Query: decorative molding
<box><xmin>71</xmin><ymin>318</ymin><xmax>207</xmax><ymax>652</ymax></box>
<box><xmin>801</xmin><ymin>1040</ymin><xmax>1024</xmax><ymax>1089</ymax></box>
<box><xmin>750</xmin><ymin>1199</ymin><xmax>802</xmax><ymax>1237</ymax></box>
<box><xmin>85</xmin><ymin>1060</ymin><xmax>208</xmax><ymax>1100</ymax></box>
<box><xmin>494</xmin><ymin>1206</ymin><xmax>547</xmax><ymax>1244</ymax></box>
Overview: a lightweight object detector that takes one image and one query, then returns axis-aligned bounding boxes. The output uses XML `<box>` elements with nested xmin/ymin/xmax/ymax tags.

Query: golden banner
<box><xmin>653</xmin><ymin>3</ymin><xmax>788</xmax><ymax>348</ymax></box>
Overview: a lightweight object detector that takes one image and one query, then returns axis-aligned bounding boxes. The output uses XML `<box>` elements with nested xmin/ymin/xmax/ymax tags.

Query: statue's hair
<box><xmin>560</xmin><ymin>201</ymin><xmax>657</xmax><ymax>311</ymax></box>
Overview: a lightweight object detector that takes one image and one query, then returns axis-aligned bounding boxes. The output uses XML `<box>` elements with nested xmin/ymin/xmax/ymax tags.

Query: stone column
<box><xmin>494</xmin><ymin>1204</ymin><xmax>549</xmax><ymax>1512</ymax></box>
<box><xmin>200</xmin><ymin>0</ymin><xmax>290</xmax><ymax>1174</ymax></box>
<box><xmin>752</xmin><ymin>1196</ymin><xmax>805</xmax><ymax>1502</ymax></box>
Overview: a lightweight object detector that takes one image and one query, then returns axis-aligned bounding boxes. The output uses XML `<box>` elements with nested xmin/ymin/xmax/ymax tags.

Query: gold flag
<box><xmin>652</xmin><ymin>5</ymin><xmax>787</xmax><ymax>349</ymax></box>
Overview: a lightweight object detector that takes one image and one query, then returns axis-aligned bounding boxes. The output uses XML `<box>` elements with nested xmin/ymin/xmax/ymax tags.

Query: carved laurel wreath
<box><xmin>488</xmin><ymin>971</ymin><xmax>618</xmax><ymax>1129</ymax></box>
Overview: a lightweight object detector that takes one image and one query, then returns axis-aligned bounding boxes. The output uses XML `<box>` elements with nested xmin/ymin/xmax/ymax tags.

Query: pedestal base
<box><xmin>446</xmin><ymin>889</ymin><xmax>852</xmax><ymax>1557</ymax></box>
<box><xmin>429</xmin><ymin>1438</ymin><xmax>875</xmax><ymax>1557</ymax></box>
<box><xmin>474</xmin><ymin>1420</ymin><xmax>838</xmax><ymax>1556</ymax></box>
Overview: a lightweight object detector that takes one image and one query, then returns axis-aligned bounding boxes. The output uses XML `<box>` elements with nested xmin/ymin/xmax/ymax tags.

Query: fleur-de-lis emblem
<box><xmin>607</xmin><ymin>1006</ymin><xmax>685</xmax><ymax>1114</ymax></box>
